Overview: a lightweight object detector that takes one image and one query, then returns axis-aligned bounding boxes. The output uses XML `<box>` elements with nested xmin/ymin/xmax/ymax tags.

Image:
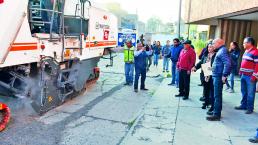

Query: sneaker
<box><xmin>182</xmin><ymin>97</ymin><xmax>189</xmax><ymax>100</ymax></box>
<box><xmin>168</xmin><ymin>83</ymin><xmax>175</xmax><ymax>86</ymax></box>
<box><xmin>134</xmin><ymin>89</ymin><xmax>138</xmax><ymax>93</ymax></box>
<box><xmin>140</xmin><ymin>88</ymin><xmax>149</xmax><ymax>91</ymax></box>
<box><xmin>202</xmin><ymin>103</ymin><xmax>207</xmax><ymax>109</ymax></box>
<box><xmin>175</xmin><ymin>94</ymin><xmax>184</xmax><ymax>97</ymax></box>
<box><xmin>245</xmin><ymin>110</ymin><xmax>253</xmax><ymax>114</ymax></box>
<box><xmin>206</xmin><ymin>115</ymin><xmax>221</xmax><ymax>121</ymax></box>
<box><xmin>249</xmin><ymin>137</ymin><xmax>258</xmax><ymax>143</ymax></box>
<box><xmin>234</xmin><ymin>106</ymin><xmax>247</xmax><ymax>110</ymax></box>
<box><xmin>124</xmin><ymin>83</ymin><xmax>129</xmax><ymax>86</ymax></box>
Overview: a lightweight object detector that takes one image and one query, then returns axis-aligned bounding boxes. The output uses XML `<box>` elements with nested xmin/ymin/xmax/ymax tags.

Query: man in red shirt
<box><xmin>0</xmin><ymin>0</ymin><xmax>4</xmax><ymax>4</ymax></box>
<box><xmin>175</xmin><ymin>40</ymin><xmax>196</xmax><ymax>100</ymax></box>
<box><xmin>235</xmin><ymin>37</ymin><xmax>258</xmax><ymax>114</ymax></box>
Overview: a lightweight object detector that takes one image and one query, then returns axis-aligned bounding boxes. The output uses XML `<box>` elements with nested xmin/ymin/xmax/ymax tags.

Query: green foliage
<box><xmin>128</xmin><ymin>119</ymin><xmax>136</xmax><ymax>128</ymax></box>
<box><xmin>192</xmin><ymin>39</ymin><xmax>207</xmax><ymax>55</ymax></box>
<box><xmin>105</xmin><ymin>2</ymin><xmax>128</xmax><ymax>17</ymax></box>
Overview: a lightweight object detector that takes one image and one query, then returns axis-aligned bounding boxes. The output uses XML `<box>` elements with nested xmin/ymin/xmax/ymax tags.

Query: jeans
<box><xmin>163</xmin><ymin>57</ymin><xmax>169</xmax><ymax>71</ymax></box>
<box><xmin>226</xmin><ymin>69</ymin><xmax>235</xmax><ymax>90</ymax></box>
<box><xmin>179</xmin><ymin>70</ymin><xmax>191</xmax><ymax>97</ymax></box>
<box><xmin>146</xmin><ymin>56</ymin><xmax>152</xmax><ymax>70</ymax></box>
<box><xmin>213</xmin><ymin>76</ymin><xmax>223</xmax><ymax>117</ymax></box>
<box><xmin>134</xmin><ymin>67</ymin><xmax>146</xmax><ymax>89</ymax></box>
<box><xmin>125</xmin><ymin>63</ymin><xmax>134</xmax><ymax>84</ymax></box>
<box><xmin>256</xmin><ymin>128</ymin><xmax>258</xmax><ymax>138</ymax></box>
<box><xmin>153</xmin><ymin>54</ymin><xmax>159</xmax><ymax>66</ymax></box>
<box><xmin>240</xmin><ymin>75</ymin><xmax>256</xmax><ymax>111</ymax></box>
<box><xmin>171</xmin><ymin>61</ymin><xmax>179</xmax><ymax>86</ymax></box>
<box><xmin>176</xmin><ymin>69</ymin><xmax>179</xmax><ymax>86</ymax></box>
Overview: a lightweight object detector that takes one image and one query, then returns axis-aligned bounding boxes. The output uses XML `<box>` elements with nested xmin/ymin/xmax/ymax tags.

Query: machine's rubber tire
<box><xmin>0</xmin><ymin>103</ymin><xmax>11</xmax><ymax>132</ymax></box>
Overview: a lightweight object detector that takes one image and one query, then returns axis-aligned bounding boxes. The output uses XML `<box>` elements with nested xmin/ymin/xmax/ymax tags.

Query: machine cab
<box><xmin>28</xmin><ymin>0</ymin><xmax>90</xmax><ymax>37</ymax></box>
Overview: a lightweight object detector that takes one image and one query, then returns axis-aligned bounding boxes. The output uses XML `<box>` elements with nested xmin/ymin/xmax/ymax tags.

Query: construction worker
<box><xmin>124</xmin><ymin>39</ymin><xmax>135</xmax><ymax>86</ymax></box>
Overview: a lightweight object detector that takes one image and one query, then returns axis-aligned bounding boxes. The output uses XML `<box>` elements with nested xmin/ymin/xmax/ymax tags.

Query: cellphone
<box><xmin>146</xmin><ymin>45</ymin><xmax>150</xmax><ymax>51</ymax></box>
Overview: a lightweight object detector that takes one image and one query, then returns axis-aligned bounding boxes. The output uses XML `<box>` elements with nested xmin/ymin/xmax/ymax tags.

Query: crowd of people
<box><xmin>123</xmin><ymin>36</ymin><xmax>258</xmax><ymax>143</ymax></box>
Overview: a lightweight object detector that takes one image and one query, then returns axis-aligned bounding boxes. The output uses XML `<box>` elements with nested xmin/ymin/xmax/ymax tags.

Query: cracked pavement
<box><xmin>0</xmin><ymin>54</ymin><xmax>161</xmax><ymax>145</ymax></box>
<box><xmin>121</xmin><ymin>71</ymin><xmax>258</xmax><ymax>145</ymax></box>
<box><xmin>0</xmin><ymin>54</ymin><xmax>257</xmax><ymax>145</ymax></box>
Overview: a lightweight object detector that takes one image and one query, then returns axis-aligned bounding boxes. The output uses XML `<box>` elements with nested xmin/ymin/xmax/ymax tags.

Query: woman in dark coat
<box><xmin>192</xmin><ymin>43</ymin><xmax>217</xmax><ymax>112</ymax></box>
<box><xmin>225</xmin><ymin>41</ymin><xmax>240</xmax><ymax>93</ymax></box>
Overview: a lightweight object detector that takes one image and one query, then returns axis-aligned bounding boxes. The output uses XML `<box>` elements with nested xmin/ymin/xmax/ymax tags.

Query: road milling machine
<box><xmin>0</xmin><ymin>0</ymin><xmax>118</xmax><ymax>114</ymax></box>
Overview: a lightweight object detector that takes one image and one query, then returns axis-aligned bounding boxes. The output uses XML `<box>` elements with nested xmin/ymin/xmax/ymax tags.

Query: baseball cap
<box><xmin>183</xmin><ymin>40</ymin><xmax>192</xmax><ymax>45</ymax></box>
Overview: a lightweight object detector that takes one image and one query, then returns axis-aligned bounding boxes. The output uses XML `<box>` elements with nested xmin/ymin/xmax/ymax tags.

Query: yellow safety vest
<box><xmin>124</xmin><ymin>46</ymin><xmax>134</xmax><ymax>63</ymax></box>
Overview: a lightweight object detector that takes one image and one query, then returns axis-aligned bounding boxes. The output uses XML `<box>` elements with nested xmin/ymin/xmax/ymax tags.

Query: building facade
<box><xmin>183</xmin><ymin>0</ymin><xmax>258</xmax><ymax>47</ymax></box>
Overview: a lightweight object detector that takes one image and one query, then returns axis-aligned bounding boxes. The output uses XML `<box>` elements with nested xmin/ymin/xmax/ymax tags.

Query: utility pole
<box><xmin>187</xmin><ymin>0</ymin><xmax>192</xmax><ymax>39</ymax></box>
<box><xmin>177</xmin><ymin>0</ymin><xmax>182</xmax><ymax>38</ymax></box>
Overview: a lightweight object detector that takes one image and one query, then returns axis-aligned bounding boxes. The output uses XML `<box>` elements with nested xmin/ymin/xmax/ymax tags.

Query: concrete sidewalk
<box><xmin>121</xmin><ymin>72</ymin><xmax>258</xmax><ymax>145</ymax></box>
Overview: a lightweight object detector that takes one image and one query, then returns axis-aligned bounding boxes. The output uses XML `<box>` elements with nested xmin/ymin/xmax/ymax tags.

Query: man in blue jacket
<box><xmin>168</xmin><ymin>38</ymin><xmax>183</xmax><ymax>87</ymax></box>
<box><xmin>134</xmin><ymin>43</ymin><xmax>153</xmax><ymax>92</ymax></box>
<box><xmin>206</xmin><ymin>38</ymin><xmax>231</xmax><ymax>121</ymax></box>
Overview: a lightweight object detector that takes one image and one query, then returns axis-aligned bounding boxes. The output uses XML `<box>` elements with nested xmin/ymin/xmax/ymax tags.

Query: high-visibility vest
<box><xmin>124</xmin><ymin>46</ymin><xmax>134</xmax><ymax>63</ymax></box>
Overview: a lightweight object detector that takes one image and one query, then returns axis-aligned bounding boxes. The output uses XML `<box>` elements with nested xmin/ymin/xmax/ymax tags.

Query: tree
<box><xmin>105</xmin><ymin>3</ymin><xmax>127</xmax><ymax>18</ymax></box>
<box><xmin>163</xmin><ymin>22</ymin><xmax>175</xmax><ymax>34</ymax></box>
<box><xmin>146</xmin><ymin>16</ymin><xmax>162</xmax><ymax>33</ymax></box>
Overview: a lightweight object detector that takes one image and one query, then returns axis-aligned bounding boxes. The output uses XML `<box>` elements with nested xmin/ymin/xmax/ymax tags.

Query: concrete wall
<box><xmin>183</xmin><ymin>0</ymin><xmax>258</xmax><ymax>23</ymax></box>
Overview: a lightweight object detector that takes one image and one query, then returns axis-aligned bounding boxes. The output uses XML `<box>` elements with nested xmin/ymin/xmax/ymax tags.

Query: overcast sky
<box><xmin>92</xmin><ymin>0</ymin><xmax>180</xmax><ymax>23</ymax></box>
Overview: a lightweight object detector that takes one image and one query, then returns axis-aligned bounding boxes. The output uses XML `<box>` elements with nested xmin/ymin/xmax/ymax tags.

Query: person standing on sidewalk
<box><xmin>225</xmin><ymin>41</ymin><xmax>240</xmax><ymax>93</ymax></box>
<box><xmin>134</xmin><ymin>43</ymin><xmax>153</xmax><ymax>92</ymax></box>
<box><xmin>153</xmin><ymin>41</ymin><xmax>162</xmax><ymax>67</ymax></box>
<box><xmin>175</xmin><ymin>40</ymin><xmax>196</xmax><ymax>100</ymax></box>
<box><xmin>124</xmin><ymin>39</ymin><xmax>135</xmax><ymax>86</ymax></box>
<box><xmin>235</xmin><ymin>37</ymin><xmax>258</xmax><ymax>114</ymax></box>
<box><xmin>192</xmin><ymin>43</ymin><xmax>216</xmax><ymax>110</ymax></box>
<box><xmin>168</xmin><ymin>38</ymin><xmax>183</xmax><ymax>87</ymax></box>
<box><xmin>162</xmin><ymin>40</ymin><xmax>171</xmax><ymax>72</ymax></box>
<box><xmin>145</xmin><ymin>42</ymin><xmax>153</xmax><ymax>71</ymax></box>
<box><xmin>198</xmin><ymin>47</ymin><xmax>208</xmax><ymax>87</ymax></box>
<box><xmin>206</xmin><ymin>38</ymin><xmax>231</xmax><ymax>121</ymax></box>
<box><xmin>151</xmin><ymin>41</ymin><xmax>156</xmax><ymax>50</ymax></box>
